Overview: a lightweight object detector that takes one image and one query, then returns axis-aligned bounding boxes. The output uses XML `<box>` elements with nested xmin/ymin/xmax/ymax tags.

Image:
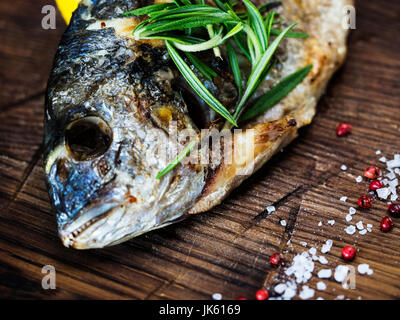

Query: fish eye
<box><xmin>65</xmin><ymin>116</ymin><xmax>112</xmax><ymax>161</ymax></box>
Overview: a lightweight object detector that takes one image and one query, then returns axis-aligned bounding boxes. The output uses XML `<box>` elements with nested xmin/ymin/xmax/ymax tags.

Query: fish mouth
<box><xmin>59</xmin><ymin>202</ymin><xmax>121</xmax><ymax>249</ymax></box>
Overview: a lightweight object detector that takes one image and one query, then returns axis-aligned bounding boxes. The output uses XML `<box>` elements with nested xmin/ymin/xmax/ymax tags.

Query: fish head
<box><xmin>44</xmin><ymin>38</ymin><xmax>205</xmax><ymax>249</ymax></box>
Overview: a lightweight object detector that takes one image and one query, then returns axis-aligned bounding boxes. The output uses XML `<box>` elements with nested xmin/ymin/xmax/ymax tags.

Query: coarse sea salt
<box><xmin>349</xmin><ymin>207</ymin><xmax>357</xmax><ymax>215</ymax></box>
<box><xmin>356</xmin><ymin>221</ymin><xmax>364</xmax><ymax>230</ymax></box>
<box><xmin>345</xmin><ymin>225</ymin><xmax>356</xmax><ymax>235</ymax></box>
<box><xmin>346</xmin><ymin>214</ymin><xmax>353</xmax><ymax>222</ymax></box>
<box><xmin>285</xmin><ymin>252</ymin><xmax>314</xmax><ymax>284</ymax></box>
<box><xmin>334</xmin><ymin>265</ymin><xmax>350</xmax><ymax>283</ymax></box>
<box><xmin>359</xmin><ymin>229</ymin><xmax>367</xmax><ymax>235</ymax></box>
<box><xmin>376</xmin><ymin>150</ymin><xmax>381</xmax><ymax>155</ymax></box>
<box><xmin>212</xmin><ymin>293</ymin><xmax>222</xmax><ymax>300</ymax></box>
<box><xmin>316</xmin><ymin>281</ymin><xmax>327</xmax><ymax>291</ymax></box>
<box><xmin>274</xmin><ymin>283</ymin><xmax>287</xmax><ymax>294</ymax></box>
<box><xmin>318</xmin><ymin>221</ymin><xmax>323</xmax><ymax>227</ymax></box>
<box><xmin>340</xmin><ymin>196</ymin><xmax>348</xmax><ymax>202</ymax></box>
<box><xmin>309</xmin><ymin>247</ymin><xmax>317</xmax><ymax>256</ymax></box>
<box><xmin>267</xmin><ymin>206</ymin><xmax>276</xmax><ymax>214</ymax></box>
<box><xmin>387</xmin><ymin>158</ymin><xmax>400</xmax><ymax>168</ymax></box>
<box><xmin>356</xmin><ymin>176</ymin><xmax>362</xmax><ymax>183</ymax></box>
<box><xmin>376</xmin><ymin>187</ymin><xmax>390</xmax><ymax>200</ymax></box>
<box><xmin>280</xmin><ymin>220</ymin><xmax>287</xmax><ymax>227</ymax></box>
<box><xmin>321</xmin><ymin>240</ymin><xmax>333</xmax><ymax>254</ymax></box>
<box><xmin>317</xmin><ymin>269</ymin><xmax>332</xmax><ymax>279</ymax></box>
<box><xmin>379</xmin><ymin>157</ymin><xmax>387</xmax><ymax>163</ymax></box>
<box><xmin>327</xmin><ymin>220</ymin><xmax>335</xmax><ymax>226</ymax></box>
<box><xmin>358</xmin><ymin>264</ymin><xmax>374</xmax><ymax>275</ymax></box>
<box><xmin>318</xmin><ymin>256</ymin><xmax>328</xmax><ymax>265</ymax></box>
<box><xmin>341</xmin><ymin>165</ymin><xmax>347</xmax><ymax>171</ymax></box>
<box><xmin>299</xmin><ymin>286</ymin><xmax>315</xmax><ymax>300</ymax></box>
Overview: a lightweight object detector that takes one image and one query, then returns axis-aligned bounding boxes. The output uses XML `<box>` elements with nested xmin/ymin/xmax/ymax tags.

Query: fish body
<box><xmin>45</xmin><ymin>0</ymin><xmax>352</xmax><ymax>249</ymax></box>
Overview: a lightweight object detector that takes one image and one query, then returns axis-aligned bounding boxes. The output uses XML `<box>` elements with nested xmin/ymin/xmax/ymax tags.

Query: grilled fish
<box><xmin>44</xmin><ymin>0</ymin><xmax>352</xmax><ymax>249</ymax></box>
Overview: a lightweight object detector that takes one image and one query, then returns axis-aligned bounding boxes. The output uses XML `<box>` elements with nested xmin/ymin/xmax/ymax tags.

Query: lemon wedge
<box><xmin>55</xmin><ymin>0</ymin><xmax>81</xmax><ymax>24</ymax></box>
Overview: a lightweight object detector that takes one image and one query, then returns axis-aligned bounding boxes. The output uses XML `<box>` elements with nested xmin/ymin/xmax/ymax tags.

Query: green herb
<box><xmin>240</xmin><ymin>65</ymin><xmax>313</xmax><ymax>121</ymax></box>
<box><xmin>156</xmin><ymin>140</ymin><xmax>197</xmax><ymax>179</ymax></box>
<box><xmin>126</xmin><ymin>0</ymin><xmax>311</xmax><ymax>178</ymax></box>
<box><xmin>166</xmin><ymin>41</ymin><xmax>237</xmax><ymax>127</ymax></box>
<box><xmin>185</xmin><ymin>52</ymin><xmax>217</xmax><ymax>81</ymax></box>
<box><xmin>227</xmin><ymin>41</ymin><xmax>242</xmax><ymax>98</ymax></box>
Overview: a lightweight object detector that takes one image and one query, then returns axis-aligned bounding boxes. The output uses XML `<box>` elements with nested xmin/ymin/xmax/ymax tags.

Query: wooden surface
<box><xmin>0</xmin><ymin>0</ymin><xmax>400</xmax><ymax>300</ymax></box>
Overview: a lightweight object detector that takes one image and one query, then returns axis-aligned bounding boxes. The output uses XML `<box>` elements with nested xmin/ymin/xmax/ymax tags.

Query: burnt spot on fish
<box><xmin>56</xmin><ymin>158</ymin><xmax>70</xmax><ymax>183</ymax></box>
<box><xmin>128</xmin><ymin>44</ymin><xmax>175</xmax><ymax>103</ymax></box>
<box><xmin>96</xmin><ymin>158</ymin><xmax>112</xmax><ymax>178</ymax></box>
<box><xmin>91</xmin><ymin>0</ymin><xmax>149</xmax><ymax>20</ymax></box>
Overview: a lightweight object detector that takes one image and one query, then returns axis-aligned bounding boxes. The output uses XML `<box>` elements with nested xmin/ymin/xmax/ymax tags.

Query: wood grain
<box><xmin>0</xmin><ymin>0</ymin><xmax>399</xmax><ymax>300</ymax></box>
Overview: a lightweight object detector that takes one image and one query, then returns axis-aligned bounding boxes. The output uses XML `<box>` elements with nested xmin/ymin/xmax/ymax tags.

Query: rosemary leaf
<box><xmin>233</xmin><ymin>23</ymin><xmax>296</xmax><ymax>120</ymax></box>
<box><xmin>156</xmin><ymin>141</ymin><xmax>196</xmax><ymax>179</ymax></box>
<box><xmin>243</xmin><ymin>0</ymin><xmax>268</xmax><ymax>51</ymax></box>
<box><xmin>166</xmin><ymin>41</ymin><xmax>237</xmax><ymax>127</ymax></box>
<box><xmin>270</xmin><ymin>29</ymin><xmax>309</xmax><ymax>38</ymax></box>
<box><xmin>227</xmin><ymin>41</ymin><xmax>242</xmax><ymax>98</ymax></box>
<box><xmin>122</xmin><ymin>3</ymin><xmax>176</xmax><ymax>17</ymax></box>
<box><xmin>185</xmin><ymin>52</ymin><xmax>217</xmax><ymax>81</ymax></box>
<box><xmin>240</xmin><ymin>65</ymin><xmax>313</xmax><ymax>121</ymax></box>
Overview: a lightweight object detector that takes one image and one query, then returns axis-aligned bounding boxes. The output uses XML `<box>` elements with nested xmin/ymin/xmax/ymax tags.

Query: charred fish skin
<box><xmin>44</xmin><ymin>0</ymin><xmax>205</xmax><ymax>249</ymax></box>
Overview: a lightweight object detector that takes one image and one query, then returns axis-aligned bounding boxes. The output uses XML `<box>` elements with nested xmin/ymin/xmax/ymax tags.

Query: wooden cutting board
<box><xmin>0</xmin><ymin>0</ymin><xmax>399</xmax><ymax>299</ymax></box>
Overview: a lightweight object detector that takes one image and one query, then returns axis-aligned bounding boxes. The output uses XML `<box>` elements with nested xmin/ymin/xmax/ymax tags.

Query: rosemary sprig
<box><xmin>126</xmin><ymin>0</ymin><xmax>312</xmax><ymax>178</ymax></box>
<box><xmin>156</xmin><ymin>140</ymin><xmax>197</xmax><ymax>179</ymax></box>
<box><xmin>166</xmin><ymin>41</ymin><xmax>237</xmax><ymax>127</ymax></box>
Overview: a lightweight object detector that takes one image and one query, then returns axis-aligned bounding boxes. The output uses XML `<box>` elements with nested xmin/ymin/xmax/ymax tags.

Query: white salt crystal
<box><xmin>318</xmin><ymin>269</ymin><xmax>332</xmax><ymax>279</ymax></box>
<box><xmin>345</xmin><ymin>225</ymin><xmax>356</xmax><ymax>235</ymax></box>
<box><xmin>309</xmin><ymin>247</ymin><xmax>317</xmax><ymax>256</ymax></box>
<box><xmin>379</xmin><ymin>157</ymin><xmax>387</xmax><ymax>163</ymax></box>
<box><xmin>359</xmin><ymin>229</ymin><xmax>367</xmax><ymax>235</ymax></box>
<box><xmin>321</xmin><ymin>240</ymin><xmax>333</xmax><ymax>254</ymax></box>
<box><xmin>349</xmin><ymin>207</ymin><xmax>357</xmax><ymax>215</ymax></box>
<box><xmin>340</xmin><ymin>196</ymin><xmax>348</xmax><ymax>202</ymax></box>
<box><xmin>327</xmin><ymin>220</ymin><xmax>335</xmax><ymax>226</ymax></box>
<box><xmin>282</xmin><ymin>283</ymin><xmax>297</xmax><ymax>299</ymax></box>
<box><xmin>300</xmin><ymin>242</ymin><xmax>307</xmax><ymax>247</ymax></box>
<box><xmin>334</xmin><ymin>265</ymin><xmax>349</xmax><ymax>283</ymax></box>
<box><xmin>280</xmin><ymin>220</ymin><xmax>287</xmax><ymax>227</ymax></box>
<box><xmin>377</xmin><ymin>187</ymin><xmax>390</xmax><ymax>200</ymax></box>
<box><xmin>336</xmin><ymin>295</ymin><xmax>345</xmax><ymax>300</ymax></box>
<box><xmin>274</xmin><ymin>283</ymin><xmax>287</xmax><ymax>294</ymax></box>
<box><xmin>367</xmin><ymin>224</ymin><xmax>373</xmax><ymax>232</ymax></box>
<box><xmin>285</xmin><ymin>253</ymin><xmax>315</xmax><ymax>284</ymax></box>
<box><xmin>299</xmin><ymin>286</ymin><xmax>315</xmax><ymax>300</ymax></box>
<box><xmin>316</xmin><ymin>281</ymin><xmax>327</xmax><ymax>291</ymax></box>
<box><xmin>317</xmin><ymin>297</ymin><xmax>324</xmax><ymax>300</ymax></box>
<box><xmin>391</xmin><ymin>194</ymin><xmax>398</xmax><ymax>202</ymax></box>
<box><xmin>212</xmin><ymin>293</ymin><xmax>222</xmax><ymax>300</ymax></box>
<box><xmin>356</xmin><ymin>176</ymin><xmax>362</xmax><ymax>183</ymax></box>
<box><xmin>341</xmin><ymin>165</ymin><xmax>347</xmax><ymax>171</ymax></box>
<box><xmin>356</xmin><ymin>221</ymin><xmax>364</xmax><ymax>230</ymax></box>
<box><xmin>346</xmin><ymin>214</ymin><xmax>353</xmax><ymax>222</ymax></box>
<box><xmin>376</xmin><ymin>150</ymin><xmax>381</xmax><ymax>155</ymax></box>
<box><xmin>267</xmin><ymin>206</ymin><xmax>276</xmax><ymax>214</ymax></box>
<box><xmin>319</xmin><ymin>256</ymin><xmax>328</xmax><ymax>265</ymax></box>
<box><xmin>318</xmin><ymin>221</ymin><xmax>323</xmax><ymax>227</ymax></box>
<box><xmin>358</xmin><ymin>264</ymin><xmax>373</xmax><ymax>275</ymax></box>
<box><xmin>387</xmin><ymin>158</ymin><xmax>400</xmax><ymax>168</ymax></box>
<box><xmin>386</xmin><ymin>172</ymin><xmax>396</xmax><ymax>180</ymax></box>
